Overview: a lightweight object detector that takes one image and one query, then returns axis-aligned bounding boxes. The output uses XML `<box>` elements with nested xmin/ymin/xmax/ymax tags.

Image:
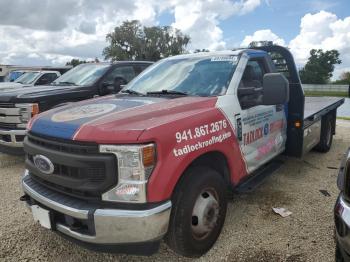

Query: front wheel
<box><xmin>165</xmin><ymin>166</ymin><xmax>227</xmax><ymax>257</ymax></box>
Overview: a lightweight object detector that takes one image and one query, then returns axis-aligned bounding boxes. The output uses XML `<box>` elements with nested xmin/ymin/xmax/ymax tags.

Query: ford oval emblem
<box><xmin>33</xmin><ymin>155</ymin><xmax>54</xmax><ymax>175</ymax></box>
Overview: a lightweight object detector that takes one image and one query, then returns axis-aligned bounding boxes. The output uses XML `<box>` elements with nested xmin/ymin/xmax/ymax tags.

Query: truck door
<box><xmin>235</xmin><ymin>58</ymin><xmax>287</xmax><ymax>173</ymax></box>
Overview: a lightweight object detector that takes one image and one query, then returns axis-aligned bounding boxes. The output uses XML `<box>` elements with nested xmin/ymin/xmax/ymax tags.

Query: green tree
<box><xmin>299</xmin><ymin>49</ymin><xmax>341</xmax><ymax>84</ymax></box>
<box><xmin>103</xmin><ymin>20</ymin><xmax>190</xmax><ymax>61</ymax></box>
<box><xmin>66</xmin><ymin>59</ymin><xmax>87</xmax><ymax>67</ymax></box>
<box><xmin>333</xmin><ymin>71</ymin><xmax>350</xmax><ymax>84</ymax></box>
<box><xmin>66</xmin><ymin>58</ymin><xmax>100</xmax><ymax>67</ymax></box>
<box><xmin>194</xmin><ymin>49</ymin><xmax>209</xmax><ymax>53</ymax></box>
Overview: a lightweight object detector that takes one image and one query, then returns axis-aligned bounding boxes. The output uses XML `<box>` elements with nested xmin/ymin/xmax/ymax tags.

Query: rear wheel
<box><xmin>165</xmin><ymin>166</ymin><xmax>227</xmax><ymax>257</ymax></box>
<box><xmin>314</xmin><ymin>113</ymin><xmax>334</xmax><ymax>153</ymax></box>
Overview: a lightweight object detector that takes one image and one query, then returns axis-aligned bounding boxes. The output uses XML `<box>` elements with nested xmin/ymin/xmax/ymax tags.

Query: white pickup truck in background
<box><xmin>0</xmin><ymin>71</ymin><xmax>61</xmax><ymax>91</ymax></box>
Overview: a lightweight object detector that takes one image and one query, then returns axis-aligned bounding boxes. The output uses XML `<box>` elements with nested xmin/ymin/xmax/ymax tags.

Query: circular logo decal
<box><xmin>51</xmin><ymin>103</ymin><xmax>116</xmax><ymax>122</ymax></box>
<box><xmin>33</xmin><ymin>155</ymin><xmax>54</xmax><ymax>175</ymax></box>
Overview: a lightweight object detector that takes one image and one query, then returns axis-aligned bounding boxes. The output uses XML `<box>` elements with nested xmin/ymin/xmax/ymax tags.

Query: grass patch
<box><xmin>337</xmin><ymin>116</ymin><xmax>350</xmax><ymax>121</ymax></box>
<box><xmin>304</xmin><ymin>90</ymin><xmax>348</xmax><ymax>97</ymax></box>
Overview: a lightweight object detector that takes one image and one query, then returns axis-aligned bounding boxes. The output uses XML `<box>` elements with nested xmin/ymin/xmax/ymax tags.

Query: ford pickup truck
<box><xmin>0</xmin><ymin>61</ymin><xmax>152</xmax><ymax>154</ymax></box>
<box><xmin>20</xmin><ymin>45</ymin><xmax>344</xmax><ymax>257</ymax></box>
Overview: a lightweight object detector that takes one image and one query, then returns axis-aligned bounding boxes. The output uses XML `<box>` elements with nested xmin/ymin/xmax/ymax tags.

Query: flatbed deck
<box><xmin>304</xmin><ymin>96</ymin><xmax>344</xmax><ymax>120</ymax></box>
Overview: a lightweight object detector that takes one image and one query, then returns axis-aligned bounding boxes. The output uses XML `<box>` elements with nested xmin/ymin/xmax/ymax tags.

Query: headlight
<box><xmin>99</xmin><ymin>144</ymin><xmax>156</xmax><ymax>203</ymax></box>
<box><xmin>15</xmin><ymin>103</ymin><xmax>39</xmax><ymax>128</ymax></box>
<box><xmin>337</xmin><ymin>148</ymin><xmax>350</xmax><ymax>191</ymax></box>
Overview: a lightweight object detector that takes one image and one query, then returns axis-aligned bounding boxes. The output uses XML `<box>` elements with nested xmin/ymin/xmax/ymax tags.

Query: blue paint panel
<box><xmin>30</xmin><ymin>97</ymin><xmax>160</xmax><ymax>140</ymax></box>
<box><xmin>31</xmin><ymin>117</ymin><xmax>81</xmax><ymax>139</ymax></box>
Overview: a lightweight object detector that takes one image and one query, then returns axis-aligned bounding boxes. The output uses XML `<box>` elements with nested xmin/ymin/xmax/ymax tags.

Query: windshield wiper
<box><xmin>146</xmin><ymin>90</ymin><xmax>189</xmax><ymax>96</ymax></box>
<box><xmin>121</xmin><ymin>89</ymin><xmax>144</xmax><ymax>96</ymax></box>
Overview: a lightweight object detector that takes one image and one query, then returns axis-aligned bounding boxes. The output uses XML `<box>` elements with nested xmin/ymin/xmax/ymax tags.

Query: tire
<box><xmin>165</xmin><ymin>166</ymin><xmax>227</xmax><ymax>257</ymax></box>
<box><xmin>314</xmin><ymin>113</ymin><xmax>334</xmax><ymax>153</ymax></box>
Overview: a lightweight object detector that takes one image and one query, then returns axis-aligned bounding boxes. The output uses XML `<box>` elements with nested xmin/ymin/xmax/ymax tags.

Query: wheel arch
<box><xmin>171</xmin><ymin>150</ymin><xmax>232</xmax><ymax>199</ymax></box>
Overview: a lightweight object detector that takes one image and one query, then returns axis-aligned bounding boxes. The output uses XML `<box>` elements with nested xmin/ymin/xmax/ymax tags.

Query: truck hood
<box><xmin>0</xmin><ymin>82</ymin><xmax>24</xmax><ymax>90</ymax></box>
<box><xmin>0</xmin><ymin>85</ymin><xmax>80</xmax><ymax>102</ymax></box>
<box><xmin>29</xmin><ymin>95</ymin><xmax>217</xmax><ymax>143</ymax></box>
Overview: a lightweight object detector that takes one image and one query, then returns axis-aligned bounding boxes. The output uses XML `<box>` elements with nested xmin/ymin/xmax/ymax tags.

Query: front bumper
<box><xmin>21</xmin><ymin>171</ymin><xmax>172</xmax><ymax>246</ymax></box>
<box><xmin>334</xmin><ymin>194</ymin><xmax>350</xmax><ymax>260</ymax></box>
<box><xmin>0</xmin><ymin>128</ymin><xmax>25</xmax><ymax>148</ymax></box>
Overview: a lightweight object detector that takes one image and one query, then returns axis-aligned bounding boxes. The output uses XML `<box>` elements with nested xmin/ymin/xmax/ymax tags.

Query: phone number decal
<box><xmin>175</xmin><ymin>120</ymin><xmax>228</xmax><ymax>143</ymax></box>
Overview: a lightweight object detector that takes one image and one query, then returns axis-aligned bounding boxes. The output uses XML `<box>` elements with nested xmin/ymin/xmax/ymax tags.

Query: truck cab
<box><xmin>20</xmin><ymin>46</ymin><xmax>344</xmax><ymax>257</ymax></box>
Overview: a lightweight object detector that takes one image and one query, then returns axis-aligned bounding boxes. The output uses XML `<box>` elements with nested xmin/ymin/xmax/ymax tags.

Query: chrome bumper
<box><xmin>0</xmin><ymin>129</ymin><xmax>25</xmax><ymax>147</ymax></box>
<box><xmin>22</xmin><ymin>172</ymin><xmax>172</xmax><ymax>244</ymax></box>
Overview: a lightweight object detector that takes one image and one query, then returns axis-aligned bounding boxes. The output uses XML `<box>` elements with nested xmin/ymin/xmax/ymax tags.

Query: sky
<box><xmin>0</xmin><ymin>0</ymin><xmax>349</xmax><ymax>79</ymax></box>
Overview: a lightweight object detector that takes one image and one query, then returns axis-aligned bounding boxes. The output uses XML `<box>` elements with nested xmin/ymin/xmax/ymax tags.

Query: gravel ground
<box><xmin>1</xmin><ymin>120</ymin><xmax>349</xmax><ymax>262</ymax></box>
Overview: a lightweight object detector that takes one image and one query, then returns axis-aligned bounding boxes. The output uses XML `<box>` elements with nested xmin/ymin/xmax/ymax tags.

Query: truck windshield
<box><xmin>15</xmin><ymin>72</ymin><xmax>40</xmax><ymax>84</ymax></box>
<box><xmin>52</xmin><ymin>64</ymin><xmax>110</xmax><ymax>86</ymax></box>
<box><xmin>124</xmin><ymin>55</ymin><xmax>238</xmax><ymax>96</ymax></box>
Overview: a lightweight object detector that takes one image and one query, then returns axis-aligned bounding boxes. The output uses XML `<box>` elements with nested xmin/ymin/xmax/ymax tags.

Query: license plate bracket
<box><xmin>31</xmin><ymin>205</ymin><xmax>52</xmax><ymax>229</ymax></box>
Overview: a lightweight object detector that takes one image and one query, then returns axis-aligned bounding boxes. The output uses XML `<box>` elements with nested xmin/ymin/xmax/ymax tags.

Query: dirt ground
<box><xmin>0</xmin><ymin>120</ymin><xmax>349</xmax><ymax>262</ymax></box>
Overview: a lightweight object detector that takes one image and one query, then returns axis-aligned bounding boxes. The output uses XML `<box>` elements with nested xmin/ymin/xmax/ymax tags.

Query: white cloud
<box><xmin>240</xmin><ymin>11</ymin><xmax>350</xmax><ymax>80</ymax></box>
<box><xmin>240</xmin><ymin>29</ymin><xmax>286</xmax><ymax>47</ymax></box>
<box><xmin>0</xmin><ymin>0</ymin><xmax>262</xmax><ymax>66</ymax></box>
<box><xmin>289</xmin><ymin>11</ymin><xmax>350</xmax><ymax>79</ymax></box>
<box><xmin>170</xmin><ymin>0</ymin><xmax>261</xmax><ymax>50</ymax></box>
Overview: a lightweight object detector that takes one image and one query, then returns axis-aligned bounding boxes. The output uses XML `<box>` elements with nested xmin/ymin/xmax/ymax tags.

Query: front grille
<box><xmin>0</xmin><ymin>123</ymin><xmax>17</xmax><ymax>129</ymax></box>
<box><xmin>27</xmin><ymin>154</ymin><xmax>106</xmax><ymax>183</ymax></box>
<box><xmin>30</xmin><ymin>174</ymin><xmax>100</xmax><ymax>199</ymax></box>
<box><xmin>0</xmin><ymin>102</ymin><xmax>15</xmax><ymax>108</ymax></box>
<box><xmin>27</xmin><ymin>132</ymin><xmax>99</xmax><ymax>154</ymax></box>
<box><xmin>24</xmin><ymin>133</ymin><xmax>118</xmax><ymax>200</ymax></box>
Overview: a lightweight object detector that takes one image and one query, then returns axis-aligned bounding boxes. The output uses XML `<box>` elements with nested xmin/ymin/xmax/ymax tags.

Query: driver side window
<box><xmin>35</xmin><ymin>73</ymin><xmax>58</xmax><ymax>85</ymax></box>
<box><xmin>237</xmin><ymin>60</ymin><xmax>266</xmax><ymax>109</ymax></box>
<box><xmin>104</xmin><ymin>66</ymin><xmax>136</xmax><ymax>85</ymax></box>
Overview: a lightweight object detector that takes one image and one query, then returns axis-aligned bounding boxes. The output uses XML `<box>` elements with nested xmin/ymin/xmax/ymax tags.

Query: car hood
<box><xmin>29</xmin><ymin>95</ymin><xmax>217</xmax><ymax>143</ymax></box>
<box><xmin>0</xmin><ymin>85</ymin><xmax>79</xmax><ymax>102</ymax></box>
<box><xmin>0</xmin><ymin>82</ymin><xmax>24</xmax><ymax>90</ymax></box>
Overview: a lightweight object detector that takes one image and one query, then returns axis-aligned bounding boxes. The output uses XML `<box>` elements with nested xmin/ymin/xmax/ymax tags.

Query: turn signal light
<box><xmin>294</xmin><ymin>120</ymin><xmax>301</xmax><ymax>128</ymax></box>
<box><xmin>31</xmin><ymin>103</ymin><xmax>40</xmax><ymax>116</ymax></box>
<box><xmin>142</xmin><ymin>145</ymin><xmax>155</xmax><ymax>167</ymax></box>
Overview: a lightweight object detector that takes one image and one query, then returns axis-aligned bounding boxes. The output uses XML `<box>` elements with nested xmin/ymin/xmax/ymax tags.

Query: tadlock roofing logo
<box><xmin>51</xmin><ymin>103</ymin><xmax>117</xmax><ymax>122</ymax></box>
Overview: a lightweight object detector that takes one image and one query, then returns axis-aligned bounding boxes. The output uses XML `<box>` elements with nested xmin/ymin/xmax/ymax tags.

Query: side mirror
<box><xmin>101</xmin><ymin>82</ymin><xmax>115</xmax><ymax>94</ymax></box>
<box><xmin>113</xmin><ymin>77</ymin><xmax>127</xmax><ymax>93</ymax></box>
<box><xmin>262</xmin><ymin>73</ymin><xmax>289</xmax><ymax>105</ymax></box>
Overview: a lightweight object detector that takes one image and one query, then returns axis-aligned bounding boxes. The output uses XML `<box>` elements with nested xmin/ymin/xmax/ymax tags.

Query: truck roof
<box><xmin>165</xmin><ymin>49</ymin><xmax>267</xmax><ymax>60</ymax></box>
<box><xmin>91</xmin><ymin>61</ymin><xmax>154</xmax><ymax>66</ymax></box>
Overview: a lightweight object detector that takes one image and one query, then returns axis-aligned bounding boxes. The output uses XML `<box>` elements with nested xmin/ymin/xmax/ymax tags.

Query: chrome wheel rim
<box><xmin>191</xmin><ymin>188</ymin><xmax>220</xmax><ymax>240</ymax></box>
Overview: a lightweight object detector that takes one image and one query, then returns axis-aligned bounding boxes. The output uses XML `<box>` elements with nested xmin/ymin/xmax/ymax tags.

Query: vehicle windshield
<box><xmin>52</xmin><ymin>64</ymin><xmax>110</xmax><ymax>86</ymax></box>
<box><xmin>15</xmin><ymin>72</ymin><xmax>40</xmax><ymax>84</ymax></box>
<box><xmin>9</xmin><ymin>71</ymin><xmax>25</xmax><ymax>82</ymax></box>
<box><xmin>124</xmin><ymin>55</ymin><xmax>239</xmax><ymax>96</ymax></box>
